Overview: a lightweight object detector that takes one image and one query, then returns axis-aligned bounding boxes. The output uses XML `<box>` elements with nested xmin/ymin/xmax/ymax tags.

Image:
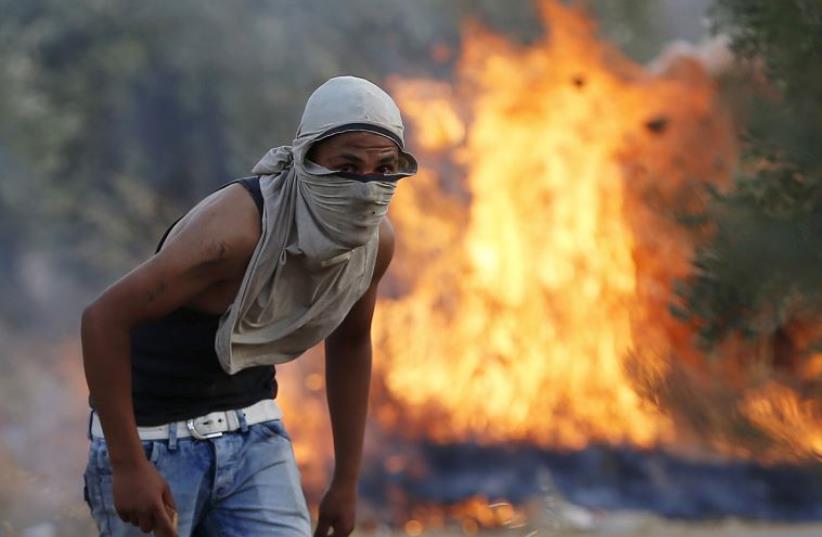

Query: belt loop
<box><xmin>168</xmin><ymin>421</ymin><xmax>179</xmax><ymax>451</ymax></box>
<box><xmin>238</xmin><ymin>409</ymin><xmax>249</xmax><ymax>433</ymax></box>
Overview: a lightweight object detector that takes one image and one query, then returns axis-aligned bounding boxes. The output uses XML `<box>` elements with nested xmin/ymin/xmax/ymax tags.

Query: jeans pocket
<box><xmin>85</xmin><ymin>438</ymin><xmax>160</xmax><ymax>536</ymax></box>
<box><xmin>91</xmin><ymin>438</ymin><xmax>159</xmax><ymax>478</ymax></box>
<box><xmin>257</xmin><ymin>419</ymin><xmax>292</xmax><ymax>442</ymax></box>
<box><xmin>83</xmin><ymin>465</ymin><xmax>113</xmax><ymax>535</ymax></box>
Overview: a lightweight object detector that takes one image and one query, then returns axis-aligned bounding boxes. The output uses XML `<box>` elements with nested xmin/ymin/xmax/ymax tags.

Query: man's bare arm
<box><xmin>316</xmin><ymin>218</ymin><xmax>395</xmax><ymax>537</ymax></box>
<box><xmin>80</xmin><ymin>185</ymin><xmax>259</xmax><ymax>535</ymax></box>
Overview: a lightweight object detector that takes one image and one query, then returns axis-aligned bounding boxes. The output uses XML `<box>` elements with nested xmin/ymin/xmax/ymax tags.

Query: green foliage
<box><xmin>676</xmin><ymin>0</ymin><xmax>822</xmax><ymax>353</ymax></box>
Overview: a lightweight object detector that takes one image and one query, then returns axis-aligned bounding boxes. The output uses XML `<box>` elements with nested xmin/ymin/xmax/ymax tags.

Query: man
<box><xmin>81</xmin><ymin>76</ymin><xmax>417</xmax><ymax>537</ymax></box>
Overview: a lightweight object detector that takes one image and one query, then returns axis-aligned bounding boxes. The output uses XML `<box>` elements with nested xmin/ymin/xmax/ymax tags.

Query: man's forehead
<box><xmin>322</xmin><ymin>131</ymin><xmax>399</xmax><ymax>153</ymax></box>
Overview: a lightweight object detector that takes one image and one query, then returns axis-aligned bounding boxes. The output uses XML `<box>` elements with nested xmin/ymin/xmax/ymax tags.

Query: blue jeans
<box><xmin>82</xmin><ymin>416</ymin><xmax>311</xmax><ymax>537</ymax></box>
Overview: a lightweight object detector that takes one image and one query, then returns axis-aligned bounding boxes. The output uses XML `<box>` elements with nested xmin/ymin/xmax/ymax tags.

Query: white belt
<box><xmin>90</xmin><ymin>398</ymin><xmax>283</xmax><ymax>441</ymax></box>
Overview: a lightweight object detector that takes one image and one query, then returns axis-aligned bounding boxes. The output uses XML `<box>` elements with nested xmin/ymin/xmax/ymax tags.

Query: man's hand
<box><xmin>112</xmin><ymin>460</ymin><xmax>178</xmax><ymax>537</ymax></box>
<box><xmin>314</xmin><ymin>483</ymin><xmax>357</xmax><ymax>537</ymax></box>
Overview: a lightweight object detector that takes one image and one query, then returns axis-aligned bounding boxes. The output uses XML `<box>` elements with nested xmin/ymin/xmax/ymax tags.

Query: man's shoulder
<box><xmin>203</xmin><ymin>183</ymin><xmax>262</xmax><ymax>256</ymax></box>
<box><xmin>163</xmin><ymin>183</ymin><xmax>261</xmax><ymax>266</ymax></box>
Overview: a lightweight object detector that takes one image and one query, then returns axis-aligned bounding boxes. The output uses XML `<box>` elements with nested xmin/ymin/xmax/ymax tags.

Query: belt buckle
<box><xmin>186</xmin><ymin>416</ymin><xmax>224</xmax><ymax>440</ymax></box>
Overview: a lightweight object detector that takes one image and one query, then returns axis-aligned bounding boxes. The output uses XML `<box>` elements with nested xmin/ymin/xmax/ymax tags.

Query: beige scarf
<box><xmin>215</xmin><ymin>76</ymin><xmax>417</xmax><ymax>374</ymax></box>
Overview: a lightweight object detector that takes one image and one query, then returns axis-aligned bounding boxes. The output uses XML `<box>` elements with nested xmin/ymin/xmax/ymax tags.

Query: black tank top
<box><xmin>89</xmin><ymin>177</ymin><xmax>277</xmax><ymax>426</ymax></box>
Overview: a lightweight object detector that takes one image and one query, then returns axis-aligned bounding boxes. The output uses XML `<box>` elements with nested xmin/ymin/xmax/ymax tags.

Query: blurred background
<box><xmin>0</xmin><ymin>0</ymin><xmax>820</xmax><ymax>536</ymax></box>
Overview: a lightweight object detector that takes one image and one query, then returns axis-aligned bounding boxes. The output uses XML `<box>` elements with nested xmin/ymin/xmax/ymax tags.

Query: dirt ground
<box><xmin>10</xmin><ymin>515</ymin><xmax>822</xmax><ymax>537</ymax></box>
<box><xmin>379</xmin><ymin>522</ymin><xmax>822</xmax><ymax>537</ymax></box>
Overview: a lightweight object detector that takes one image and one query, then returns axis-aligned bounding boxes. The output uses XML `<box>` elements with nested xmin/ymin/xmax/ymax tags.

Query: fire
<box><xmin>400</xmin><ymin>499</ymin><xmax>527</xmax><ymax>536</ymax></box>
<box><xmin>742</xmin><ymin>383</ymin><xmax>822</xmax><ymax>457</ymax></box>
<box><xmin>370</xmin><ymin>0</ymin><xmax>732</xmax><ymax>449</ymax></box>
<box><xmin>273</xmin><ymin>0</ymin><xmax>820</xmax><ymax>526</ymax></box>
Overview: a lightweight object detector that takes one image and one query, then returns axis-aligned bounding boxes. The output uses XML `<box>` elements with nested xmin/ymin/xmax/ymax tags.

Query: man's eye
<box><xmin>338</xmin><ymin>164</ymin><xmax>357</xmax><ymax>173</ymax></box>
<box><xmin>377</xmin><ymin>165</ymin><xmax>397</xmax><ymax>174</ymax></box>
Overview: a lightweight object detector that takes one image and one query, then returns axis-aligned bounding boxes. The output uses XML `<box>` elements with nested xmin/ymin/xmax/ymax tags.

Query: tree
<box><xmin>675</xmin><ymin>0</ymin><xmax>822</xmax><ymax>372</ymax></box>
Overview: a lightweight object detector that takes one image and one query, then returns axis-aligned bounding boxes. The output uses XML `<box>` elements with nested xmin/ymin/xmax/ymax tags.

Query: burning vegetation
<box><xmin>277</xmin><ymin>0</ymin><xmax>820</xmax><ymax>530</ymax></box>
<box><xmin>379</xmin><ymin>0</ymin><xmax>819</xmax><ymax>458</ymax></box>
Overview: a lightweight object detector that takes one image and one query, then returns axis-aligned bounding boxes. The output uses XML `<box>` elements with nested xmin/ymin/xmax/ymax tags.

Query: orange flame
<box><xmin>275</xmin><ymin>0</ymin><xmax>820</xmax><ymax>524</ymax></box>
<box><xmin>370</xmin><ymin>0</ymin><xmax>734</xmax><ymax>449</ymax></box>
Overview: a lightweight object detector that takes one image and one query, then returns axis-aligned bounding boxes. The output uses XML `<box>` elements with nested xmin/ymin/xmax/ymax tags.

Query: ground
<box><xmin>19</xmin><ymin>518</ymin><xmax>822</xmax><ymax>537</ymax></box>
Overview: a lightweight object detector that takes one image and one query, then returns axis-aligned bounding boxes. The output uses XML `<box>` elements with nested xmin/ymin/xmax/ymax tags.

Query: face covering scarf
<box><xmin>214</xmin><ymin>76</ymin><xmax>417</xmax><ymax>374</ymax></box>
